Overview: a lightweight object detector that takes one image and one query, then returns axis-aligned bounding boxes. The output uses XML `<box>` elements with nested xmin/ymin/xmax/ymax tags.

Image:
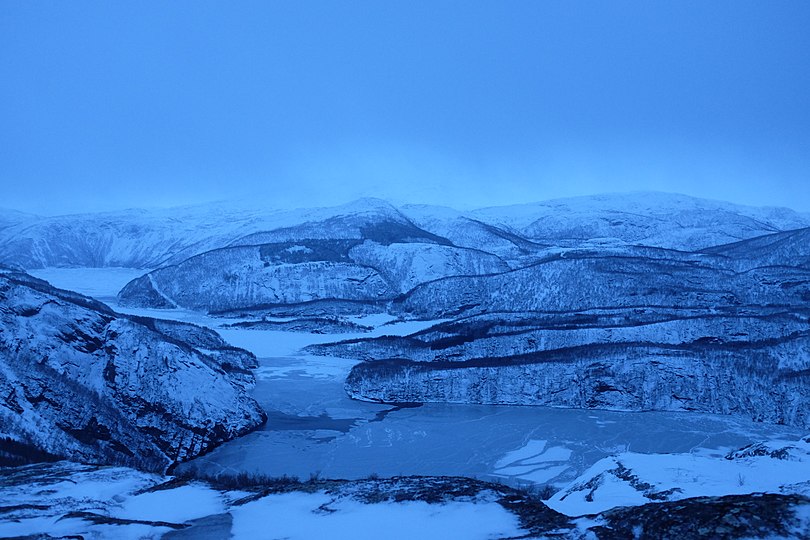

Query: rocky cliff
<box><xmin>0</xmin><ymin>269</ymin><xmax>265</xmax><ymax>472</ymax></box>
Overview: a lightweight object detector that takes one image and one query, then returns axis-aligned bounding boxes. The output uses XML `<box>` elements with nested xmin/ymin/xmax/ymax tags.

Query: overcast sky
<box><xmin>2</xmin><ymin>1</ymin><xmax>810</xmax><ymax>215</ymax></box>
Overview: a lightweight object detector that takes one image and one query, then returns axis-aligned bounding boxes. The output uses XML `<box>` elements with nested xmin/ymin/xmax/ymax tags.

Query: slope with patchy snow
<box><xmin>2</xmin><ymin>460</ymin><xmax>809</xmax><ymax>539</ymax></box>
<box><xmin>548</xmin><ymin>437</ymin><xmax>810</xmax><ymax>516</ymax></box>
<box><xmin>0</xmin><ymin>269</ymin><xmax>265</xmax><ymax>472</ymax></box>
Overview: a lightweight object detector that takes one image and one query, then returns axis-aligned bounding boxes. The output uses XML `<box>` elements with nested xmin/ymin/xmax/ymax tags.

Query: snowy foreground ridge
<box><xmin>2</xmin><ymin>461</ymin><xmax>809</xmax><ymax>539</ymax></box>
<box><xmin>2</xmin><ymin>192</ymin><xmax>810</xmax><ymax>538</ymax></box>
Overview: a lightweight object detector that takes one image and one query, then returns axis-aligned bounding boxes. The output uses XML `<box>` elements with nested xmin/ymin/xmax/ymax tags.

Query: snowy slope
<box><xmin>396</xmin><ymin>252</ymin><xmax>810</xmax><ymax>319</ymax></box>
<box><xmin>0</xmin><ymin>270</ymin><xmax>265</xmax><ymax>471</ymax></box>
<box><xmin>471</xmin><ymin>192</ymin><xmax>810</xmax><ymax>250</ymax></box>
<box><xmin>117</xmin><ymin>245</ymin><xmax>396</xmax><ymax>312</ymax></box>
<box><xmin>702</xmin><ymin>227</ymin><xmax>810</xmax><ymax>270</ymax></box>
<box><xmin>0</xmin><ymin>198</ymin><xmax>422</xmax><ymax>269</ymax></box>
<box><xmin>348</xmin><ymin>241</ymin><xmax>509</xmax><ymax>293</ymax></box>
<box><xmin>118</xmin><ymin>228</ymin><xmax>508</xmax><ymax>313</ymax></box>
<box><xmin>2</xmin><ymin>461</ymin><xmax>808</xmax><ymax>539</ymax></box>
<box><xmin>548</xmin><ymin>437</ymin><xmax>810</xmax><ymax>516</ymax></box>
<box><xmin>3</xmin><ymin>192</ymin><xmax>808</xmax><ymax>270</ymax></box>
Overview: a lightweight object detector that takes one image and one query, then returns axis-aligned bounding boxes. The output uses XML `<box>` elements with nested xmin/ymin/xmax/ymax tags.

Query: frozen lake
<box><xmin>32</xmin><ymin>268</ymin><xmax>809</xmax><ymax>487</ymax></box>
<box><xmin>175</xmin><ymin>353</ymin><xmax>805</xmax><ymax>487</ymax></box>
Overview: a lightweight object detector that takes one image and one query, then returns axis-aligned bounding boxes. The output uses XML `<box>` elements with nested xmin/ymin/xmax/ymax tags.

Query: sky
<box><xmin>2</xmin><ymin>1</ymin><xmax>810</xmax><ymax>215</ymax></box>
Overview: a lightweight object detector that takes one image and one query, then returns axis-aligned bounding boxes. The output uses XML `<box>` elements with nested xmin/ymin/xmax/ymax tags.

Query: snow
<box><xmin>117</xmin><ymin>484</ymin><xmax>226</xmax><ymax>523</ymax></box>
<box><xmin>29</xmin><ymin>267</ymin><xmax>147</xmax><ymax>299</ymax></box>
<box><xmin>494</xmin><ymin>439</ymin><xmax>549</xmax><ymax>468</ymax></box>
<box><xmin>493</xmin><ymin>440</ymin><xmax>574</xmax><ymax>484</ymax></box>
<box><xmin>0</xmin><ymin>463</ymin><xmax>526</xmax><ymax>540</ymax></box>
<box><xmin>217</xmin><ymin>317</ymin><xmax>444</xmax><ymax>358</ymax></box>
<box><xmin>548</xmin><ymin>439</ymin><xmax>810</xmax><ymax>516</ymax></box>
<box><xmin>0</xmin><ymin>517</ymin><xmax>169</xmax><ymax>540</ymax></box>
<box><xmin>254</xmin><ymin>354</ymin><xmax>358</xmax><ymax>380</ymax></box>
<box><xmin>230</xmin><ymin>491</ymin><xmax>526</xmax><ymax>540</ymax></box>
<box><xmin>0</xmin><ymin>464</ymin><xmax>172</xmax><ymax>539</ymax></box>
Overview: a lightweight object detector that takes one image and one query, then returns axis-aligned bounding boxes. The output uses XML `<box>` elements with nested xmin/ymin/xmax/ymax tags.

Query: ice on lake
<box><xmin>177</xmin><ymin>353</ymin><xmax>805</xmax><ymax>487</ymax></box>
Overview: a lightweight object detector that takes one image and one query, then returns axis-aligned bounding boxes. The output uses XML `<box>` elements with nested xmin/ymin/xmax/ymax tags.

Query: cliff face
<box><xmin>0</xmin><ymin>270</ymin><xmax>265</xmax><ymax>472</ymax></box>
<box><xmin>344</xmin><ymin>339</ymin><xmax>810</xmax><ymax>428</ymax></box>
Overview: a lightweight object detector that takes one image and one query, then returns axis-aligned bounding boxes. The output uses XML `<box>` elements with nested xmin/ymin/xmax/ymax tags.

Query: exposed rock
<box><xmin>0</xmin><ymin>271</ymin><xmax>265</xmax><ymax>472</ymax></box>
<box><xmin>224</xmin><ymin>317</ymin><xmax>373</xmax><ymax>334</ymax></box>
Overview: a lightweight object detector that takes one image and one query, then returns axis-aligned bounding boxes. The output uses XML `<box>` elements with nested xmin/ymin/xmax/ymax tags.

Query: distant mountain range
<box><xmin>2</xmin><ymin>192</ymin><xmax>808</xmax><ymax>270</ymax></box>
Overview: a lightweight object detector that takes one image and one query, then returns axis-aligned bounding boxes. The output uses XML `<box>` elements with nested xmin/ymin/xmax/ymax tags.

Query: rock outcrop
<box><xmin>0</xmin><ymin>270</ymin><xmax>265</xmax><ymax>472</ymax></box>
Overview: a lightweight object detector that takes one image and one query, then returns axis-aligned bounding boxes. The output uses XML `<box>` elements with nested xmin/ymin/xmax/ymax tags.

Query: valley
<box><xmin>3</xmin><ymin>193</ymin><xmax>810</xmax><ymax>538</ymax></box>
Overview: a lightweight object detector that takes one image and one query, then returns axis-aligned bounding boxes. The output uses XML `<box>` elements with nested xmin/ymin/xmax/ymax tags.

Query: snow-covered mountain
<box><xmin>306</xmin><ymin>236</ymin><xmax>810</xmax><ymax>427</ymax></box>
<box><xmin>470</xmin><ymin>192</ymin><xmax>810</xmax><ymax>250</ymax></box>
<box><xmin>0</xmin><ymin>209</ymin><xmax>35</xmax><ymax>233</ymax></box>
<box><xmin>0</xmin><ymin>269</ymin><xmax>265</xmax><ymax>472</ymax></box>
<box><xmin>0</xmin><ymin>198</ymin><xmax>419</xmax><ymax>269</ymax></box>
<box><xmin>2</xmin><ymin>192</ymin><xmax>808</xmax><ymax>271</ymax></box>
<box><xmin>117</xmin><ymin>216</ymin><xmax>508</xmax><ymax>314</ymax></box>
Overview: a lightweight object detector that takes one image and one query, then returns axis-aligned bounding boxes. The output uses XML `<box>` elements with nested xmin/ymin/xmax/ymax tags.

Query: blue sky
<box><xmin>2</xmin><ymin>1</ymin><xmax>810</xmax><ymax>214</ymax></box>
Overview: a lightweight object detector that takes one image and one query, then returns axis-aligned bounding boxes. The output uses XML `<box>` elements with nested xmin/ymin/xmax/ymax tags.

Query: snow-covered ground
<box><xmin>4</xmin><ymin>459</ymin><xmax>810</xmax><ymax>539</ymax></box>
<box><xmin>0</xmin><ymin>463</ymin><xmax>526</xmax><ymax>540</ymax></box>
<box><xmin>29</xmin><ymin>267</ymin><xmax>146</xmax><ymax>303</ymax></box>
<box><xmin>548</xmin><ymin>438</ymin><xmax>810</xmax><ymax>516</ymax></box>
<box><xmin>230</xmin><ymin>492</ymin><xmax>523</xmax><ymax>540</ymax></box>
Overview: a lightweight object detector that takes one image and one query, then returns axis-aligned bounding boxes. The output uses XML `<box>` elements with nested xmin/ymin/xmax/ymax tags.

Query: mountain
<box><xmin>228</xmin><ymin>198</ymin><xmax>450</xmax><ymax>247</ymax></box>
<box><xmin>702</xmin><ymin>227</ymin><xmax>810</xmax><ymax>270</ymax></box>
<box><xmin>394</xmin><ymin>251</ymin><xmax>810</xmax><ymax>319</ymax></box>
<box><xmin>0</xmin><ymin>209</ymin><xmax>36</xmax><ymax>233</ymax></box>
<box><xmin>307</xmin><ymin>247</ymin><xmax>810</xmax><ymax>427</ymax></box>
<box><xmin>0</xmin><ymin>198</ymin><xmax>415</xmax><ymax>270</ymax></box>
<box><xmin>113</xmin><ymin>193</ymin><xmax>810</xmax><ymax>315</ymax></box>
<box><xmin>0</xmin><ymin>269</ymin><xmax>265</xmax><ymax>472</ymax></box>
<box><xmin>117</xmin><ymin>211</ymin><xmax>508</xmax><ymax>314</ymax></box>
<box><xmin>470</xmin><ymin>192</ymin><xmax>810</xmax><ymax>251</ymax></box>
<box><xmin>3</xmin><ymin>192</ymin><xmax>808</xmax><ymax>271</ymax></box>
